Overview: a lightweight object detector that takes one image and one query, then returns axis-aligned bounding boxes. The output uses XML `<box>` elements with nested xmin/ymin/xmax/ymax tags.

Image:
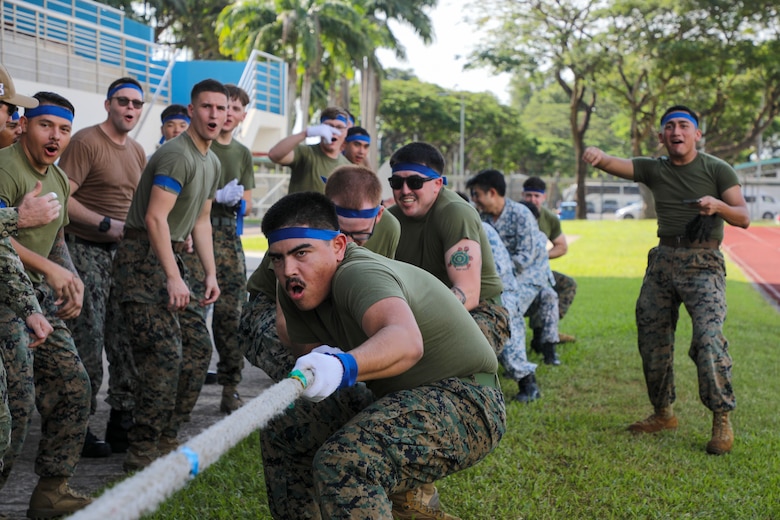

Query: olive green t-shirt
<box><xmin>126</xmin><ymin>132</ymin><xmax>221</xmax><ymax>241</ymax></box>
<box><xmin>633</xmin><ymin>152</ymin><xmax>739</xmax><ymax>241</ymax></box>
<box><xmin>389</xmin><ymin>188</ymin><xmax>503</xmax><ymax>303</ymax></box>
<box><xmin>210</xmin><ymin>139</ymin><xmax>255</xmax><ymax>219</ymax></box>
<box><xmin>279</xmin><ymin>244</ymin><xmax>498</xmax><ymax>397</ymax></box>
<box><xmin>362</xmin><ymin>209</ymin><xmax>400</xmax><ymax>259</ymax></box>
<box><xmin>538</xmin><ymin>206</ymin><xmax>562</xmax><ymax>242</ymax></box>
<box><xmin>287</xmin><ymin>144</ymin><xmax>350</xmax><ymax>194</ymax></box>
<box><xmin>0</xmin><ymin>143</ymin><xmax>71</xmax><ymax>283</ymax></box>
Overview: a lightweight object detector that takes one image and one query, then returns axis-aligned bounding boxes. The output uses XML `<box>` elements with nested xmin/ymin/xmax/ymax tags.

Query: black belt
<box><xmin>211</xmin><ymin>217</ymin><xmax>236</xmax><ymax>227</ymax></box>
<box><xmin>459</xmin><ymin>373</ymin><xmax>500</xmax><ymax>389</ymax></box>
<box><xmin>658</xmin><ymin>236</ymin><xmax>720</xmax><ymax>249</ymax></box>
<box><xmin>65</xmin><ymin>233</ymin><xmax>117</xmax><ymax>252</ymax></box>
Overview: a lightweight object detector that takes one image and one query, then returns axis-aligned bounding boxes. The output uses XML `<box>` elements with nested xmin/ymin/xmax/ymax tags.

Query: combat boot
<box><xmin>158</xmin><ymin>436</ymin><xmax>180</xmax><ymax>455</ymax></box>
<box><xmin>705</xmin><ymin>411</ymin><xmax>733</xmax><ymax>455</ymax></box>
<box><xmin>27</xmin><ymin>477</ymin><xmax>92</xmax><ymax>518</ymax></box>
<box><xmin>628</xmin><ymin>406</ymin><xmax>678</xmax><ymax>433</ymax></box>
<box><xmin>558</xmin><ymin>332</ymin><xmax>576</xmax><ymax>343</ymax></box>
<box><xmin>105</xmin><ymin>408</ymin><xmax>134</xmax><ymax>453</ymax></box>
<box><xmin>530</xmin><ymin>328</ymin><xmax>543</xmax><ymax>354</ymax></box>
<box><xmin>540</xmin><ymin>342</ymin><xmax>561</xmax><ymax>366</ymax></box>
<box><xmin>81</xmin><ymin>428</ymin><xmax>111</xmax><ymax>458</ymax></box>
<box><xmin>123</xmin><ymin>446</ymin><xmax>159</xmax><ymax>473</ymax></box>
<box><xmin>514</xmin><ymin>373</ymin><xmax>541</xmax><ymax>403</ymax></box>
<box><xmin>220</xmin><ymin>385</ymin><xmax>244</xmax><ymax>414</ymax></box>
<box><xmin>390</xmin><ymin>483</ymin><xmax>461</xmax><ymax>520</ymax></box>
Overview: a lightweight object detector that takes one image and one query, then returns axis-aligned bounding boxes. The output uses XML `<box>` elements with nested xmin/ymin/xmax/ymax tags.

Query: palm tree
<box><xmin>218</xmin><ymin>0</ymin><xmax>369</xmax><ymax>130</ymax></box>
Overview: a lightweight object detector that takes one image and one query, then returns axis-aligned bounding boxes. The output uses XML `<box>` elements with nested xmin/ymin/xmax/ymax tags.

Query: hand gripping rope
<box><xmin>67</xmin><ymin>371</ymin><xmax>312</xmax><ymax>520</ymax></box>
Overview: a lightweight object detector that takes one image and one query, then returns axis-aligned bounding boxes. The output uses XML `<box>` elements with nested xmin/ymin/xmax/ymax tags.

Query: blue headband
<box><xmin>334</xmin><ymin>205</ymin><xmax>380</xmax><ymax>219</ymax></box>
<box><xmin>524</xmin><ymin>187</ymin><xmax>545</xmax><ymax>194</ymax></box>
<box><xmin>10</xmin><ymin>111</ymin><xmax>19</xmax><ymax>121</ymax></box>
<box><xmin>266</xmin><ymin>227</ymin><xmax>340</xmax><ymax>245</ymax></box>
<box><xmin>321</xmin><ymin>114</ymin><xmax>348</xmax><ymax>125</ymax></box>
<box><xmin>162</xmin><ymin>113</ymin><xmax>190</xmax><ymax>124</ymax></box>
<box><xmin>345</xmin><ymin>134</ymin><xmax>370</xmax><ymax>144</ymax></box>
<box><xmin>661</xmin><ymin>111</ymin><xmax>698</xmax><ymax>129</ymax></box>
<box><xmin>107</xmin><ymin>83</ymin><xmax>144</xmax><ymax>100</ymax></box>
<box><xmin>391</xmin><ymin>162</ymin><xmax>448</xmax><ymax>185</ymax></box>
<box><xmin>24</xmin><ymin>105</ymin><xmax>74</xmax><ymax>123</ymax></box>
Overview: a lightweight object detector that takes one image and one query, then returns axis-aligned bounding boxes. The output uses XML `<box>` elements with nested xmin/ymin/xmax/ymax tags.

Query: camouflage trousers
<box><xmin>470</xmin><ymin>300</ymin><xmax>511</xmax><ymax>356</ymax></box>
<box><xmin>211</xmin><ymin>225</ymin><xmax>247</xmax><ymax>387</ymax></box>
<box><xmin>239</xmin><ymin>292</ymin><xmax>296</xmax><ymax>383</ymax></box>
<box><xmin>114</xmin><ymin>238</ymin><xmax>213</xmax><ymax>449</ymax></box>
<box><xmin>261</xmin><ymin>377</ymin><xmax>506</xmax><ymax>519</ymax></box>
<box><xmin>0</xmin><ymin>283</ymin><xmax>90</xmax><ymax>485</ymax></box>
<box><xmin>636</xmin><ymin>246</ymin><xmax>734</xmax><ymax>413</ymax></box>
<box><xmin>0</xmin><ymin>359</ymin><xmax>10</xmax><ymax>474</ymax></box>
<box><xmin>526</xmin><ymin>286</ymin><xmax>560</xmax><ymax>345</ymax></box>
<box><xmin>65</xmin><ymin>238</ymin><xmax>122</xmax><ymax>414</ymax></box>
<box><xmin>552</xmin><ymin>270</ymin><xmax>577</xmax><ymax>319</ymax></box>
<box><xmin>499</xmin><ymin>286</ymin><xmax>538</xmax><ymax>381</ymax></box>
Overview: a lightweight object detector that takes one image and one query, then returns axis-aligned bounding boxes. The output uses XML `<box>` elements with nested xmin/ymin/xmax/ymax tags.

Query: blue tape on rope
<box><xmin>179</xmin><ymin>446</ymin><xmax>199</xmax><ymax>477</ymax></box>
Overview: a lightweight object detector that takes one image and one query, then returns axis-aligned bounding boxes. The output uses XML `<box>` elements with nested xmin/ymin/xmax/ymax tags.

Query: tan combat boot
<box><xmin>705</xmin><ymin>411</ymin><xmax>733</xmax><ymax>455</ymax></box>
<box><xmin>158</xmin><ymin>435</ymin><xmax>181</xmax><ymax>455</ymax></box>
<box><xmin>390</xmin><ymin>483</ymin><xmax>461</xmax><ymax>520</ymax></box>
<box><xmin>27</xmin><ymin>477</ymin><xmax>92</xmax><ymax>518</ymax></box>
<box><xmin>220</xmin><ymin>385</ymin><xmax>245</xmax><ymax>414</ymax></box>
<box><xmin>123</xmin><ymin>446</ymin><xmax>159</xmax><ymax>473</ymax></box>
<box><xmin>628</xmin><ymin>406</ymin><xmax>678</xmax><ymax>433</ymax></box>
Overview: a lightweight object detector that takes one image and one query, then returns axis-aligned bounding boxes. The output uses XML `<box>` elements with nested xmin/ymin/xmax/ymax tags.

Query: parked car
<box><xmin>744</xmin><ymin>193</ymin><xmax>780</xmax><ymax>220</ymax></box>
<box><xmin>615</xmin><ymin>201</ymin><xmax>643</xmax><ymax>219</ymax></box>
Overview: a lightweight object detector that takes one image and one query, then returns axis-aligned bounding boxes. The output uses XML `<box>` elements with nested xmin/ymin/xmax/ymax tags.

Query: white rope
<box><xmin>68</xmin><ymin>376</ymin><xmax>305</xmax><ymax>520</ymax></box>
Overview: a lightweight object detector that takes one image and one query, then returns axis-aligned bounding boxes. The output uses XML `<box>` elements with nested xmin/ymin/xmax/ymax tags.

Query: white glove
<box><xmin>292</xmin><ymin>352</ymin><xmax>344</xmax><ymax>402</ymax></box>
<box><xmin>215</xmin><ymin>179</ymin><xmax>244</xmax><ymax>206</ymax></box>
<box><xmin>306</xmin><ymin>124</ymin><xmax>341</xmax><ymax>143</ymax></box>
<box><xmin>312</xmin><ymin>345</ymin><xmax>344</xmax><ymax>355</ymax></box>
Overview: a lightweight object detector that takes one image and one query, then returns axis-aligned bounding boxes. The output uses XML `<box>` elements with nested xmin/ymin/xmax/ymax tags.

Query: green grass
<box><xmin>148</xmin><ymin>219</ymin><xmax>780</xmax><ymax>519</ymax></box>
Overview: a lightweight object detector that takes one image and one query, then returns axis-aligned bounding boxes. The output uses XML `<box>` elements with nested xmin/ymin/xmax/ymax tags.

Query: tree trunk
<box><xmin>300</xmin><ymin>72</ymin><xmax>313</xmax><ymax>129</ymax></box>
<box><xmin>286</xmin><ymin>62</ymin><xmax>298</xmax><ymax>134</ymax></box>
<box><xmin>360</xmin><ymin>61</ymin><xmax>380</xmax><ymax>170</ymax></box>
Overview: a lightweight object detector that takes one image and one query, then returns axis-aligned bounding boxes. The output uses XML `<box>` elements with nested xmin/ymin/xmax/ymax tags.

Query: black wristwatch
<box><xmin>98</xmin><ymin>216</ymin><xmax>111</xmax><ymax>233</ymax></box>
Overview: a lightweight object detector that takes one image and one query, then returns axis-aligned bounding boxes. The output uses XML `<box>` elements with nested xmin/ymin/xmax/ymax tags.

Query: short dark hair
<box><xmin>28</xmin><ymin>91</ymin><xmax>74</xmax><ymax>116</ymax></box>
<box><xmin>160</xmin><ymin>104</ymin><xmax>188</xmax><ymax>123</ymax></box>
<box><xmin>523</xmin><ymin>176</ymin><xmax>546</xmax><ymax>192</ymax></box>
<box><xmin>320</xmin><ymin>106</ymin><xmax>348</xmax><ymax>122</ymax></box>
<box><xmin>190</xmin><ymin>79</ymin><xmax>229</xmax><ymax>104</ymax></box>
<box><xmin>261</xmin><ymin>192</ymin><xmax>340</xmax><ymax>237</ymax></box>
<box><xmin>466</xmin><ymin>169</ymin><xmax>506</xmax><ymax>197</ymax></box>
<box><xmin>347</xmin><ymin>126</ymin><xmax>370</xmax><ymax>139</ymax></box>
<box><xmin>106</xmin><ymin>77</ymin><xmax>143</xmax><ymax>98</ymax></box>
<box><xmin>325</xmin><ymin>165</ymin><xmax>382</xmax><ymax>207</ymax></box>
<box><xmin>519</xmin><ymin>200</ymin><xmax>540</xmax><ymax>219</ymax></box>
<box><xmin>225</xmin><ymin>84</ymin><xmax>250</xmax><ymax>107</ymax></box>
<box><xmin>661</xmin><ymin>105</ymin><xmax>699</xmax><ymax>126</ymax></box>
<box><xmin>389</xmin><ymin>142</ymin><xmax>445</xmax><ymax>176</ymax></box>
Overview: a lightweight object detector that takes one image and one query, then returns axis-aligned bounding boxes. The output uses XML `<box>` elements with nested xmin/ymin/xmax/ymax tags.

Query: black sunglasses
<box><xmin>388</xmin><ymin>175</ymin><xmax>436</xmax><ymax>190</ymax></box>
<box><xmin>342</xmin><ymin>215</ymin><xmax>378</xmax><ymax>243</ymax></box>
<box><xmin>112</xmin><ymin>96</ymin><xmax>145</xmax><ymax>109</ymax></box>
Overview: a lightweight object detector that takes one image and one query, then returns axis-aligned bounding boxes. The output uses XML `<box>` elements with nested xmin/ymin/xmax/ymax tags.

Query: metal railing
<box><xmin>237</xmin><ymin>48</ymin><xmax>285</xmax><ymax>116</ymax></box>
<box><xmin>1</xmin><ymin>0</ymin><xmax>174</xmax><ymax>102</ymax></box>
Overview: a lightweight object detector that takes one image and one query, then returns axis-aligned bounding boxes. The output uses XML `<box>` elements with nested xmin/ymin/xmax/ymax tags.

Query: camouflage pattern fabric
<box><xmin>469</xmin><ymin>300</ymin><xmax>510</xmax><ymax>356</ymax></box>
<box><xmin>636</xmin><ymin>246</ymin><xmax>734</xmax><ymax>412</ymax></box>
<box><xmin>65</xmin><ymin>239</ymin><xmax>113</xmax><ymax>414</ymax></box>
<box><xmin>211</xmin><ymin>225</ymin><xmax>246</xmax><ymax>387</ymax></box>
<box><xmin>261</xmin><ymin>377</ymin><xmax>506</xmax><ymax>519</ymax></box>
<box><xmin>526</xmin><ymin>286</ymin><xmax>560</xmax><ymax>345</ymax></box>
<box><xmin>552</xmin><ymin>270</ymin><xmax>577</xmax><ymax>319</ymax></box>
<box><xmin>0</xmin><ymin>311</ymin><xmax>34</xmax><ymax>489</ymax></box>
<box><xmin>239</xmin><ymin>292</ymin><xmax>296</xmax><ymax>383</ymax></box>
<box><xmin>0</xmin><ymin>283</ymin><xmax>90</xmax><ymax>481</ymax></box>
<box><xmin>103</xmin><ymin>289</ymin><xmax>136</xmax><ymax>412</ymax></box>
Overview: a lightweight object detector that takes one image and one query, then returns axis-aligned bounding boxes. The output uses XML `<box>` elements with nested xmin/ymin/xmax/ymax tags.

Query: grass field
<box><xmin>150</xmin><ymin>219</ymin><xmax>780</xmax><ymax>519</ymax></box>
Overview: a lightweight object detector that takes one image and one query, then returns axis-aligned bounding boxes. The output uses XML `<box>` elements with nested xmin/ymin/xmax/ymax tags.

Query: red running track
<box><xmin>722</xmin><ymin>225</ymin><xmax>780</xmax><ymax>308</ymax></box>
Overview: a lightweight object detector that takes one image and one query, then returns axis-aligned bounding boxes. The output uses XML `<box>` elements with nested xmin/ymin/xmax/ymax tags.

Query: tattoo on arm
<box><xmin>451</xmin><ymin>286</ymin><xmax>467</xmax><ymax>305</ymax></box>
<box><xmin>48</xmin><ymin>229</ymin><xmax>78</xmax><ymax>275</ymax></box>
<box><xmin>448</xmin><ymin>246</ymin><xmax>473</xmax><ymax>271</ymax></box>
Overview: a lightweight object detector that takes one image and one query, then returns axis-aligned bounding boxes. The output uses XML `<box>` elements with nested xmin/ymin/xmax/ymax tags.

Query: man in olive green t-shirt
<box><xmin>259</xmin><ymin>191</ymin><xmax>505</xmax><ymax>519</ymax></box>
<box><xmin>583</xmin><ymin>104</ymin><xmax>750</xmax><ymax>456</ymax></box>
<box><xmin>268</xmin><ymin>106</ymin><xmax>350</xmax><ymax>194</ymax></box>
<box><xmin>113</xmin><ymin>79</ymin><xmax>226</xmax><ymax>472</ymax></box>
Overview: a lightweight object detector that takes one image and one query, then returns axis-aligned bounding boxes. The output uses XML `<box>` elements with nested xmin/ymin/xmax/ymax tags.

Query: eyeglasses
<box><xmin>341</xmin><ymin>216</ymin><xmax>378</xmax><ymax>243</ymax></box>
<box><xmin>112</xmin><ymin>96</ymin><xmax>145</xmax><ymax>109</ymax></box>
<box><xmin>388</xmin><ymin>175</ymin><xmax>436</xmax><ymax>190</ymax></box>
